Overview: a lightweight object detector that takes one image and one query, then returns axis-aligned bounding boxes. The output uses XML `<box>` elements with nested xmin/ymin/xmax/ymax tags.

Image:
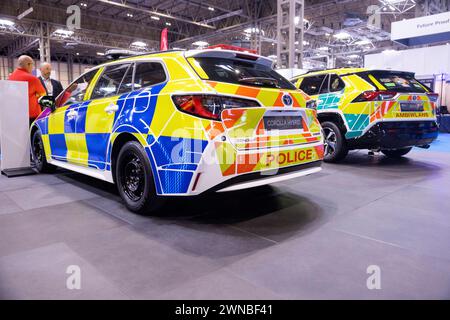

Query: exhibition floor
<box><xmin>0</xmin><ymin>135</ymin><xmax>449</xmax><ymax>299</ymax></box>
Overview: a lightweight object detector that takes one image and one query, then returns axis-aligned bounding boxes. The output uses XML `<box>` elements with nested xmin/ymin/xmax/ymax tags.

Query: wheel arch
<box><xmin>110</xmin><ymin>132</ymin><xmax>141</xmax><ymax>182</ymax></box>
<box><xmin>317</xmin><ymin>111</ymin><xmax>348</xmax><ymax>134</ymax></box>
<box><xmin>30</xmin><ymin>124</ymin><xmax>40</xmax><ymax>139</ymax></box>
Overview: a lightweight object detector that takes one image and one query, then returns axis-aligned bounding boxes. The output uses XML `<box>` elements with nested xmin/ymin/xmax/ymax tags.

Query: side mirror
<box><xmin>38</xmin><ymin>95</ymin><xmax>56</xmax><ymax>112</ymax></box>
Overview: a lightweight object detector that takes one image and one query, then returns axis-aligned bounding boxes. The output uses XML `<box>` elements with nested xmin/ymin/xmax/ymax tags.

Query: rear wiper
<box><xmin>238</xmin><ymin>77</ymin><xmax>280</xmax><ymax>88</ymax></box>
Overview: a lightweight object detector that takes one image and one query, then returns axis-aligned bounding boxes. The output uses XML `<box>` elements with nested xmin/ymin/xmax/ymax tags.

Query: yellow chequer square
<box><xmin>48</xmin><ymin>106</ymin><xmax>67</xmax><ymax>134</ymax></box>
<box><xmin>41</xmin><ymin>134</ymin><xmax>52</xmax><ymax>161</ymax></box>
<box><xmin>84</xmin><ymin>98</ymin><xmax>116</xmax><ymax>134</ymax></box>
<box><xmin>65</xmin><ymin>133</ymin><xmax>89</xmax><ymax>166</ymax></box>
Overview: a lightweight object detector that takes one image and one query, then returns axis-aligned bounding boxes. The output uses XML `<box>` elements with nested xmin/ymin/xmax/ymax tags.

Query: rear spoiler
<box><xmin>340</xmin><ymin>69</ymin><xmax>415</xmax><ymax>78</ymax></box>
<box><xmin>185</xmin><ymin>49</ymin><xmax>273</xmax><ymax>68</ymax></box>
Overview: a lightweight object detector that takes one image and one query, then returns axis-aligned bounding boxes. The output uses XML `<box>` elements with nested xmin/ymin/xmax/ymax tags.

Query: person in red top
<box><xmin>8</xmin><ymin>55</ymin><xmax>47</xmax><ymax>124</ymax></box>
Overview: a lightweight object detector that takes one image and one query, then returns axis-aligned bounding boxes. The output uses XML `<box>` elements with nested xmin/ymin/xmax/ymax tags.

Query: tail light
<box><xmin>172</xmin><ymin>95</ymin><xmax>260</xmax><ymax>120</ymax></box>
<box><xmin>306</xmin><ymin>100</ymin><xmax>317</xmax><ymax>111</ymax></box>
<box><xmin>427</xmin><ymin>93</ymin><xmax>439</xmax><ymax>116</ymax></box>
<box><xmin>427</xmin><ymin>93</ymin><xmax>439</xmax><ymax>103</ymax></box>
<box><xmin>352</xmin><ymin>91</ymin><xmax>397</xmax><ymax>102</ymax></box>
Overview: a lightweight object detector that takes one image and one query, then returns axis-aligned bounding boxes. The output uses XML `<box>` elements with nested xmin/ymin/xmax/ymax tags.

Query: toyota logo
<box><xmin>282</xmin><ymin>93</ymin><xmax>293</xmax><ymax>106</ymax></box>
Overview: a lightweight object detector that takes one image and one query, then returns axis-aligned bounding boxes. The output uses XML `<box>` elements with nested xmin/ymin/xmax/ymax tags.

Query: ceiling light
<box><xmin>80</xmin><ymin>2</ymin><xmax>88</xmax><ymax>8</ymax></box>
<box><xmin>151</xmin><ymin>16</ymin><xmax>160</xmax><ymax>21</ymax></box>
<box><xmin>53</xmin><ymin>29</ymin><xmax>74</xmax><ymax>37</ymax></box>
<box><xmin>76</xmin><ymin>52</ymin><xmax>80</xmax><ymax>55</ymax></box>
<box><xmin>131</xmin><ymin>41</ymin><xmax>147</xmax><ymax>47</ymax></box>
<box><xmin>193</xmin><ymin>41</ymin><xmax>208</xmax><ymax>47</ymax></box>
<box><xmin>356</xmin><ymin>39</ymin><xmax>372</xmax><ymax>46</ymax></box>
<box><xmin>127</xmin><ymin>13</ymin><xmax>133</xmax><ymax>18</ymax></box>
<box><xmin>0</xmin><ymin>19</ymin><xmax>15</xmax><ymax>26</ymax></box>
<box><xmin>244</xmin><ymin>27</ymin><xmax>265</xmax><ymax>35</ymax></box>
<box><xmin>334</xmin><ymin>31</ymin><xmax>351</xmax><ymax>39</ymax></box>
<box><xmin>208</xmin><ymin>7</ymin><xmax>215</xmax><ymax>11</ymax></box>
<box><xmin>165</xmin><ymin>22</ymin><xmax>171</xmax><ymax>26</ymax></box>
<box><xmin>382</xmin><ymin>49</ymin><xmax>397</xmax><ymax>54</ymax></box>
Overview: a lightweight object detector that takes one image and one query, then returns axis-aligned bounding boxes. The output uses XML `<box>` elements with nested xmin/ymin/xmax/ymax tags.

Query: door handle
<box><xmin>67</xmin><ymin>110</ymin><xmax>78</xmax><ymax>118</ymax></box>
<box><xmin>104</xmin><ymin>104</ymin><xmax>119</xmax><ymax>114</ymax></box>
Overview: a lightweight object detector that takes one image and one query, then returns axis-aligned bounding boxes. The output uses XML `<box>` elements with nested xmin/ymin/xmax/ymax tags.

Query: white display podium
<box><xmin>0</xmin><ymin>80</ymin><xmax>36</xmax><ymax>177</ymax></box>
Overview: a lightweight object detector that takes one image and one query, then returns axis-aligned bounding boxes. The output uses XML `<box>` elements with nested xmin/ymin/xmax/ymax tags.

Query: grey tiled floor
<box><xmin>1</xmin><ymin>134</ymin><xmax>450</xmax><ymax>299</ymax></box>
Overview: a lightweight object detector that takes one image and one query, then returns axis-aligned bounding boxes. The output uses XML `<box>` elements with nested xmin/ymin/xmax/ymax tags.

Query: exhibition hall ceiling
<box><xmin>0</xmin><ymin>0</ymin><xmax>448</xmax><ymax>66</ymax></box>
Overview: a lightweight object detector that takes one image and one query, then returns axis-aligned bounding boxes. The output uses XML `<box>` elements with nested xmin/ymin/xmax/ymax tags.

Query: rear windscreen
<box><xmin>191</xmin><ymin>57</ymin><xmax>296</xmax><ymax>90</ymax></box>
<box><xmin>368</xmin><ymin>72</ymin><xmax>428</xmax><ymax>93</ymax></box>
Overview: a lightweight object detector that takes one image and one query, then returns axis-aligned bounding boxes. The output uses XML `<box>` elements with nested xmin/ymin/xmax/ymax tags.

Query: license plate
<box><xmin>400</xmin><ymin>102</ymin><xmax>424</xmax><ymax>112</ymax></box>
<box><xmin>263</xmin><ymin>116</ymin><xmax>303</xmax><ymax>131</ymax></box>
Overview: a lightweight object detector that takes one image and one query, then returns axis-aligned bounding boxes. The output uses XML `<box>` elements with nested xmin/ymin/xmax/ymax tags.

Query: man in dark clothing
<box><xmin>39</xmin><ymin>62</ymin><xmax>64</xmax><ymax>98</ymax></box>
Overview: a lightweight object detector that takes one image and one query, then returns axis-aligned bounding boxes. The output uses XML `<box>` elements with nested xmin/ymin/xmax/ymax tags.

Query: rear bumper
<box><xmin>211</xmin><ymin>160</ymin><xmax>322</xmax><ymax>193</ymax></box>
<box><xmin>347</xmin><ymin>120</ymin><xmax>439</xmax><ymax>150</ymax></box>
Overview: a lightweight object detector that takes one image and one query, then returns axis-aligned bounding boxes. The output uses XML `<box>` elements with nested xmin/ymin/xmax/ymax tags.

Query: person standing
<box><xmin>39</xmin><ymin>62</ymin><xmax>63</xmax><ymax>98</ymax></box>
<box><xmin>8</xmin><ymin>55</ymin><xmax>47</xmax><ymax>123</ymax></box>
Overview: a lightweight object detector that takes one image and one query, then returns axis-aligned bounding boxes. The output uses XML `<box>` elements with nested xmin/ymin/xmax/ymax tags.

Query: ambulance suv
<box><xmin>292</xmin><ymin>68</ymin><xmax>439</xmax><ymax>162</ymax></box>
<box><xmin>31</xmin><ymin>48</ymin><xmax>324</xmax><ymax>214</ymax></box>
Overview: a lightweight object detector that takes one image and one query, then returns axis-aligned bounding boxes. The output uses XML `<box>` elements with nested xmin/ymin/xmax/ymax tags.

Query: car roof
<box><xmin>95</xmin><ymin>49</ymin><xmax>273</xmax><ymax>69</ymax></box>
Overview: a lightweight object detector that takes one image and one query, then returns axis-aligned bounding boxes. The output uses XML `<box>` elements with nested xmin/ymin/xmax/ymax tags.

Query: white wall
<box><xmin>0</xmin><ymin>56</ymin><xmax>95</xmax><ymax>88</ymax></box>
<box><xmin>365</xmin><ymin>44</ymin><xmax>450</xmax><ymax>76</ymax></box>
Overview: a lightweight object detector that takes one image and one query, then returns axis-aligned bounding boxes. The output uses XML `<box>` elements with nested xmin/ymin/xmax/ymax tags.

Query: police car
<box><xmin>31</xmin><ymin>48</ymin><xmax>324</xmax><ymax>214</ymax></box>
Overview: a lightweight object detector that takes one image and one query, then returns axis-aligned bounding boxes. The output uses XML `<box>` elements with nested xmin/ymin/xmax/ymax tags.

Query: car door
<box><xmin>82</xmin><ymin>62</ymin><xmax>134</xmax><ymax>170</ymax></box>
<box><xmin>299</xmin><ymin>74</ymin><xmax>328</xmax><ymax>109</ymax></box>
<box><xmin>48</xmin><ymin>69</ymin><xmax>99</xmax><ymax>163</ymax></box>
<box><xmin>316</xmin><ymin>74</ymin><xmax>345</xmax><ymax>110</ymax></box>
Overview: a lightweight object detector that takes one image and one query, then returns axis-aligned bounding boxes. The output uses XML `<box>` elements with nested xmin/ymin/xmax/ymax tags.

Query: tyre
<box><xmin>381</xmin><ymin>147</ymin><xmax>412</xmax><ymax>158</ymax></box>
<box><xmin>321</xmin><ymin>121</ymin><xmax>348</xmax><ymax>163</ymax></box>
<box><xmin>115</xmin><ymin>141</ymin><xmax>163</xmax><ymax>214</ymax></box>
<box><xmin>31</xmin><ymin>130</ymin><xmax>56</xmax><ymax>173</ymax></box>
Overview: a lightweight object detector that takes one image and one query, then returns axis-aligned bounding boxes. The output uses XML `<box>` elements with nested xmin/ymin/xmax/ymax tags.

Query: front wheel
<box><xmin>321</xmin><ymin>121</ymin><xmax>348</xmax><ymax>163</ymax></box>
<box><xmin>31</xmin><ymin>130</ymin><xmax>56</xmax><ymax>173</ymax></box>
<box><xmin>381</xmin><ymin>147</ymin><xmax>412</xmax><ymax>158</ymax></box>
<box><xmin>115</xmin><ymin>141</ymin><xmax>163</xmax><ymax>215</ymax></box>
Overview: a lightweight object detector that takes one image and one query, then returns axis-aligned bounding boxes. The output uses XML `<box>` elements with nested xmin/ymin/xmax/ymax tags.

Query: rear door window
<box><xmin>191</xmin><ymin>57</ymin><xmax>295</xmax><ymax>90</ymax></box>
<box><xmin>368</xmin><ymin>71</ymin><xmax>428</xmax><ymax>93</ymax></box>
<box><xmin>299</xmin><ymin>75</ymin><xmax>327</xmax><ymax>95</ymax></box>
<box><xmin>91</xmin><ymin>63</ymin><xmax>132</xmax><ymax>99</ymax></box>
<box><xmin>329</xmin><ymin>74</ymin><xmax>345</xmax><ymax>92</ymax></box>
<box><xmin>133</xmin><ymin>62</ymin><xmax>167</xmax><ymax>89</ymax></box>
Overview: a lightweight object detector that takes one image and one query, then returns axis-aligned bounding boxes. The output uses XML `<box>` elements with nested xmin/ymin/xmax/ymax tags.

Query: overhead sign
<box><xmin>391</xmin><ymin>11</ymin><xmax>450</xmax><ymax>46</ymax></box>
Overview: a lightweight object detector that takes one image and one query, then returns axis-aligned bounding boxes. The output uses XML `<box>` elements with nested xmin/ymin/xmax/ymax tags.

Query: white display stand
<box><xmin>0</xmin><ymin>80</ymin><xmax>35</xmax><ymax>177</ymax></box>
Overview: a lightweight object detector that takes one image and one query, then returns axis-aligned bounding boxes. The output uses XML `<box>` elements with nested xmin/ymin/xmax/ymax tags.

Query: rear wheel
<box><xmin>321</xmin><ymin>121</ymin><xmax>348</xmax><ymax>163</ymax></box>
<box><xmin>381</xmin><ymin>147</ymin><xmax>412</xmax><ymax>158</ymax></box>
<box><xmin>115</xmin><ymin>141</ymin><xmax>163</xmax><ymax>215</ymax></box>
<box><xmin>31</xmin><ymin>130</ymin><xmax>56</xmax><ymax>173</ymax></box>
